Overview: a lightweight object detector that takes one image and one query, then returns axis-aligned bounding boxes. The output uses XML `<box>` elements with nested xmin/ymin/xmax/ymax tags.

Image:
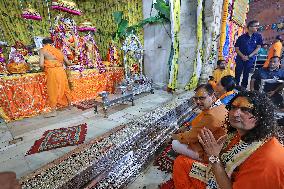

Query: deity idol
<box><xmin>80</xmin><ymin>34</ymin><xmax>106</xmax><ymax>73</ymax></box>
<box><xmin>6</xmin><ymin>41</ymin><xmax>29</xmax><ymax>74</ymax></box>
<box><xmin>0</xmin><ymin>47</ymin><xmax>6</xmax><ymax>74</ymax></box>
<box><xmin>52</xmin><ymin>16</ymin><xmax>79</xmax><ymax>65</ymax></box>
<box><xmin>106</xmin><ymin>40</ymin><xmax>121</xmax><ymax>67</ymax></box>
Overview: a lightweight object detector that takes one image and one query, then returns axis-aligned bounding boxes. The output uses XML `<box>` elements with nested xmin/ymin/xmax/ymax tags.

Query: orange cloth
<box><xmin>0</xmin><ymin>68</ymin><xmax>124</xmax><ymax>122</ymax></box>
<box><xmin>43</xmin><ymin>44</ymin><xmax>70</xmax><ymax>108</ymax></box>
<box><xmin>6</xmin><ymin>62</ymin><xmax>29</xmax><ymax>74</ymax></box>
<box><xmin>219</xmin><ymin>90</ymin><xmax>235</xmax><ymax>100</ymax></box>
<box><xmin>232</xmin><ymin>137</ymin><xmax>284</xmax><ymax>189</ymax></box>
<box><xmin>173</xmin><ymin>155</ymin><xmax>206</xmax><ymax>189</ymax></box>
<box><xmin>212</xmin><ymin>68</ymin><xmax>229</xmax><ymax>84</ymax></box>
<box><xmin>208</xmin><ymin>80</ymin><xmax>217</xmax><ymax>89</ymax></box>
<box><xmin>263</xmin><ymin>41</ymin><xmax>283</xmax><ymax>68</ymax></box>
<box><xmin>175</xmin><ymin>104</ymin><xmax>228</xmax><ymax>162</ymax></box>
<box><xmin>173</xmin><ymin>136</ymin><xmax>284</xmax><ymax>189</ymax></box>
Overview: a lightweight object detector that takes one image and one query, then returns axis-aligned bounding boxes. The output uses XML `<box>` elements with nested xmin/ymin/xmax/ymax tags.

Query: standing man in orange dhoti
<box><xmin>39</xmin><ymin>38</ymin><xmax>72</xmax><ymax>117</ymax></box>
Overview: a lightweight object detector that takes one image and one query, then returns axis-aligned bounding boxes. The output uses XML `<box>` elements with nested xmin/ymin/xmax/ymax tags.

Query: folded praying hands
<box><xmin>198</xmin><ymin>128</ymin><xmax>227</xmax><ymax>157</ymax></box>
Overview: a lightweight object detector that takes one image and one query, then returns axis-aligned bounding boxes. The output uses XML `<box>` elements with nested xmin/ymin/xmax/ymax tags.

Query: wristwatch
<box><xmin>208</xmin><ymin>155</ymin><xmax>220</xmax><ymax>164</ymax></box>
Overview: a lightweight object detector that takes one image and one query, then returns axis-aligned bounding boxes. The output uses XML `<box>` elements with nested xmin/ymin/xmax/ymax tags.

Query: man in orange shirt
<box><xmin>39</xmin><ymin>38</ymin><xmax>72</xmax><ymax>117</ymax></box>
<box><xmin>173</xmin><ymin>91</ymin><xmax>284</xmax><ymax>189</ymax></box>
<box><xmin>263</xmin><ymin>35</ymin><xmax>283</xmax><ymax>68</ymax></box>
<box><xmin>172</xmin><ymin>84</ymin><xmax>228</xmax><ymax>162</ymax></box>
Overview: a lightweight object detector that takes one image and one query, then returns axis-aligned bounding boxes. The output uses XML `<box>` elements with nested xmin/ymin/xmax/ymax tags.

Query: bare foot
<box><xmin>43</xmin><ymin>111</ymin><xmax>58</xmax><ymax>118</ymax></box>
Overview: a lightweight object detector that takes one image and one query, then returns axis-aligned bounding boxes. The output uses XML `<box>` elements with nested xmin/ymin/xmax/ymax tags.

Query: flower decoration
<box><xmin>51</xmin><ymin>0</ymin><xmax>82</xmax><ymax>16</ymax></box>
<box><xmin>7</xmin><ymin>41</ymin><xmax>30</xmax><ymax>74</ymax></box>
<box><xmin>77</xmin><ymin>20</ymin><xmax>96</xmax><ymax>32</ymax></box>
<box><xmin>21</xmin><ymin>5</ymin><xmax>42</xmax><ymax>21</ymax></box>
<box><xmin>0</xmin><ymin>47</ymin><xmax>7</xmax><ymax>74</ymax></box>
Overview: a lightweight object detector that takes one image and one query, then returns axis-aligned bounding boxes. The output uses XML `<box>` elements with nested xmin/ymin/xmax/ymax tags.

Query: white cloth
<box><xmin>172</xmin><ymin>140</ymin><xmax>201</xmax><ymax>160</ymax></box>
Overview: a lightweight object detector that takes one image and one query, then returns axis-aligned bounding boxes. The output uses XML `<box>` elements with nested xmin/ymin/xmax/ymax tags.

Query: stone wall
<box><xmin>247</xmin><ymin>0</ymin><xmax>284</xmax><ymax>44</ymax></box>
<box><xmin>143</xmin><ymin>0</ymin><xmax>197</xmax><ymax>89</ymax></box>
<box><xmin>142</xmin><ymin>0</ymin><xmax>224</xmax><ymax>88</ymax></box>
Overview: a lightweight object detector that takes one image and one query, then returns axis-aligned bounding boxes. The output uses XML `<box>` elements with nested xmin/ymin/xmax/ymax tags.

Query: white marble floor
<box><xmin>127</xmin><ymin>163</ymin><xmax>172</xmax><ymax>189</ymax></box>
<box><xmin>0</xmin><ymin>90</ymin><xmax>174</xmax><ymax>179</ymax></box>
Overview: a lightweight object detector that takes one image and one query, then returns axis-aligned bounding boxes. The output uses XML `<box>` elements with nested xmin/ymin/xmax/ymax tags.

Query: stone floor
<box><xmin>0</xmin><ymin>90</ymin><xmax>174</xmax><ymax>179</ymax></box>
<box><xmin>127</xmin><ymin>162</ymin><xmax>171</xmax><ymax>189</ymax></box>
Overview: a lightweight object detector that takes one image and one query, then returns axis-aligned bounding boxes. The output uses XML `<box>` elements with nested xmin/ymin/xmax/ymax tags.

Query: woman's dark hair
<box><xmin>226</xmin><ymin>90</ymin><xmax>277</xmax><ymax>143</ymax></box>
<box><xmin>42</xmin><ymin>38</ymin><xmax>53</xmax><ymax>45</ymax></box>
<box><xmin>195</xmin><ymin>84</ymin><xmax>214</xmax><ymax>96</ymax></box>
<box><xmin>220</xmin><ymin>75</ymin><xmax>236</xmax><ymax>92</ymax></box>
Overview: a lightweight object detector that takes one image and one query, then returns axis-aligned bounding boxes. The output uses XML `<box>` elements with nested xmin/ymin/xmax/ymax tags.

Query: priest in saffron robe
<box><xmin>172</xmin><ymin>84</ymin><xmax>228</xmax><ymax>162</ymax></box>
<box><xmin>173</xmin><ymin>91</ymin><xmax>284</xmax><ymax>189</ymax></box>
<box><xmin>39</xmin><ymin>38</ymin><xmax>71</xmax><ymax>116</ymax></box>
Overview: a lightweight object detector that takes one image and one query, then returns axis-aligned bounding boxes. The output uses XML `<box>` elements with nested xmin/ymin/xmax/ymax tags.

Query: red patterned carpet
<box><xmin>26</xmin><ymin>123</ymin><xmax>87</xmax><ymax>155</ymax></box>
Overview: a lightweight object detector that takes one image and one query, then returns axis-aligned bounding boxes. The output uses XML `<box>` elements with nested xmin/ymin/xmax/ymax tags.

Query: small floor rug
<box><xmin>26</xmin><ymin>123</ymin><xmax>87</xmax><ymax>155</ymax></box>
<box><xmin>74</xmin><ymin>100</ymin><xmax>95</xmax><ymax>111</ymax></box>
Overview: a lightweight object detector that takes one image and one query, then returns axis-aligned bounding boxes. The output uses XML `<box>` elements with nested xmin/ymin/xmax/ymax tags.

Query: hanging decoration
<box><xmin>258</xmin><ymin>22</ymin><xmax>284</xmax><ymax>32</ymax></box>
<box><xmin>167</xmin><ymin>0</ymin><xmax>180</xmax><ymax>90</ymax></box>
<box><xmin>45</xmin><ymin>0</ymin><xmax>53</xmax><ymax>30</ymax></box>
<box><xmin>21</xmin><ymin>5</ymin><xmax>42</xmax><ymax>21</ymax></box>
<box><xmin>0</xmin><ymin>0</ymin><xmax>143</xmax><ymax>58</ymax></box>
<box><xmin>77</xmin><ymin>20</ymin><xmax>97</xmax><ymax>32</ymax></box>
<box><xmin>185</xmin><ymin>0</ymin><xmax>203</xmax><ymax>90</ymax></box>
<box><xmin>51</xmin><ymin>0</ymin><xmax>82</xmax><ymax>16</ymax></box>
<box><xmin>0</xmin><ymin>47</ymin><xmax>7</xmax><ymax>74</ymax></box>
<box><xmin>218</xmin><ymin>0</ymin><xmax>229</xmax><ymax>59</ymax></box>
<box><xmin>231</xmin><ymin>0</ymin><xmax>249</xmax><ymax>27</ymax></box>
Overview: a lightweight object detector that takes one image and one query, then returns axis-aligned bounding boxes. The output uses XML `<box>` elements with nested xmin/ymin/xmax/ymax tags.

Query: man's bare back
<box><xmin>39</xmin><ymin>47</ymin><xmax>71</xmax><ymax>69</ymax></box>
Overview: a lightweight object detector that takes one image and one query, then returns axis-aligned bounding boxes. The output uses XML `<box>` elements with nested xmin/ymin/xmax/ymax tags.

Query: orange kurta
<box><xmin>43</xmin><ymin>44</ymin><xmax>70</xmax><ymax>108</ymax></box>
<box><xmin>173</xmin><ymin>136</ymin><xmax>284</xmax><ymax>189</ymax></box>
<box><xmin>175</xmin><ymin>104</ymin><xmax>228</xmax><ymax>162</ymax></box>
<box><xmin>212</xmin><ymin>68</ymin><xmax>230</xmax><ymax>84</ymax></box>
<box><xmin>263</xmin><ymin>41</ymin><xmax>283</xmax><ymax>68</ymax></box>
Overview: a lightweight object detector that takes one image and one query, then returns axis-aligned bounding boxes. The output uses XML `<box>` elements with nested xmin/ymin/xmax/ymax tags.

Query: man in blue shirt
<box><xmin>250</xmin><ymin>56</ymin><xmax>284</xmax><ymax>108</ymax></box>
<box><xmin>235</xmin><ymin>20</ymin><xmax>263</xmax><ymax>88</ymax></box>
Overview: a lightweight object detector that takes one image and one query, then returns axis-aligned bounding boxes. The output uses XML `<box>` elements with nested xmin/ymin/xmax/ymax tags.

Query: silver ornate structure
<box><xmin>121</xmin><ymin>34</ymin><xmax>154</xmax><ymax>95</ymax></box>
<box><xmin>93</xmin><ymin>91</ymin><xmax>134</xmax><ymax>118</ymax></box>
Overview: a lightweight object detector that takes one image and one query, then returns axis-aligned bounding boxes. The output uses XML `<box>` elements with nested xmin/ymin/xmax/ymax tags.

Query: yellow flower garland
<box><xmin>168</xmin><ymin>0</ymin><xmax>181</xmax><ymax>90</ymax></box>
<box><xmin>185</xmin><ymin>0</ymin><xmax>203</xmax><ymax>90</ymax></box>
